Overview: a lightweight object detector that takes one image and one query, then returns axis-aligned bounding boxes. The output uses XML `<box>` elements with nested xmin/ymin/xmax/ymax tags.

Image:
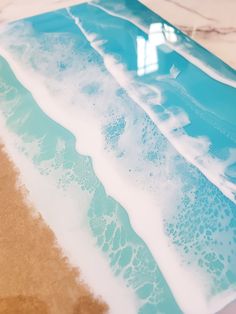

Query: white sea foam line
<box><xmin>0</xmin><ymin>24</ymin><xmax>235</xmax><ymax>313</ymax></box>
<box><xmin>0</xmin><ymin>57</ymin><xmax>139</xmax><ymax>314</ymax></box>
<box><xmin>67</xmin><ymin>12</ymin><xmax>236</xmax><ymax>314</ymax></box>
<box><xmin>0</xmin><ymin>29</ymin><xmax>208</xmax><ymax>313</ymax></box>
<box><xmin>138</xmin><ymin>80</ymin><xmax>236</xmax><ymax>205</ymax></box>
<box><xmin>89</xmin><ymin>1</ymin><xmax>236</xmax><ymax>89</ymax></box>
<box><xmin>68</xmin><ymin>10</ymin><xmax>236</xmax><ymax>205</ymax></box>
<box><xmin>62</xmin><ymin>11</ymin><xmax>216</xmax><ymax>314</ymax></box>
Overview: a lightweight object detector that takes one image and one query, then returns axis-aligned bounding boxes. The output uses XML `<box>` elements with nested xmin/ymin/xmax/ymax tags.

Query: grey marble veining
<box><xmin>141</xmin><ymin>0</ymin><xmax>236</xmax><ymax>69</ymax></box>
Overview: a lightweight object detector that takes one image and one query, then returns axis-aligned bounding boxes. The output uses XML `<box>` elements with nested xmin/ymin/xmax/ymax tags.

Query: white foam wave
<box><xmin>0</xmin><ymin>89</ymin><xmax>139</xmax><ymax>314</ymax></box>
<box><xmin>0</xmin><ymin>23</ymin><xmax>212</xmax><ymax>314</ymax></box>
<box><xmin>67</xmin><ymin>12</ymin><xmax>236</xmax><ymax>312</ymax></box>
<box><xmin>69</xmin><ymin>11</ymin><xmax>236</xmax><ymax>205</ymax></box>
<box><xmin>0</xmin><ymin>20</ymin><xmax>235</xmax><ymax>313</ymax></box>
<box><xmin>0</xmin><ymin>32</ymin><xmax>203</xmax><ymax>314</ymax></box>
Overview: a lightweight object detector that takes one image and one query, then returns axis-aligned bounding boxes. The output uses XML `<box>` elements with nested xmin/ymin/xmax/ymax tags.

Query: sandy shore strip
<box><xmin>0</xmin><ymin>143</ymin><xmax>108</xmax><ymax>314</ymax></box>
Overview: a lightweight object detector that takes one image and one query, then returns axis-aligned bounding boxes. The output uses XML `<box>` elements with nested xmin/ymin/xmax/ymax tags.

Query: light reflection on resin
<box><xmin>137</xmin><ymin>23</ymin><xmax>177</xmax><ymax>76</ymax></box>
<box><xmin>0</xmin><ymin>0</ymin><xmax>235</xmax><ymax>313</ymax></box>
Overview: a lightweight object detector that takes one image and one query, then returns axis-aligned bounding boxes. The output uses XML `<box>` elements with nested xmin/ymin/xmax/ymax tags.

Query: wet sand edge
<box><xmin>0</xmin><ymin>143</ymin><xmax>108</xmax><ymax>314</ymax></box>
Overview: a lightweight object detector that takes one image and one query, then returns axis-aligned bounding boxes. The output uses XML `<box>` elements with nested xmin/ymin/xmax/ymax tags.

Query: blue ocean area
<box><xmin>0</xmin><ymin>0</ymin><xmax>235</xmax><ymax>313</ymax></box>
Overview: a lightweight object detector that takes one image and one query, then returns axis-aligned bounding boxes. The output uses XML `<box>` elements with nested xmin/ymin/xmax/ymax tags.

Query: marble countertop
<box><xmin>141</xmin><ymin>0</ymin><xmax>236</xmax><ymax>69</ymax></box>
<box><xmin>0</xmin><ymin>0</ymin><xmax>235</xmax><ymax>69</ymax></box>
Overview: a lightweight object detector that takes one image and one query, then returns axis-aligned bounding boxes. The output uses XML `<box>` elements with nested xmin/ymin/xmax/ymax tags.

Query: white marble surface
<box><xmin>141</xmin><ymin>0</ymin><xmax>236</xmax><ymax>69</ymax></box>
<box><xmin>0</xmin><ymin>0</ymin><xmax>86</xmax><ymax>23</ymax></box>
<box><xmin>0</xmin><ymin>0</ymin><xmax>235</xmax><ymax>68</ymax></box>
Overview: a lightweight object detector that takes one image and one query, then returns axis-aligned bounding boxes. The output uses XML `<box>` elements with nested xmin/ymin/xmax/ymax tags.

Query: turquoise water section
<box><xmin>0</xmin><ymin>0</ymin><xmax>236</xmax><ymax>313</ymax></box>
<box><xmin>71</xmin><ymin>1</ymin><xmax>236</xmax><ymax>178</ymax></box>
<box><xmin>0</xmin><ymin>56</ymin><xmax>181</xmax><ymax>313</ymax></box>
<box><xmin>66</xmin><ymin>0</ymin><xmax>236</xmax><ymax>297</ymax></box>
<box><xmin>96</xmin><ymin>0</ymin><xmax>236</xmax><ymax>82</ymax></box>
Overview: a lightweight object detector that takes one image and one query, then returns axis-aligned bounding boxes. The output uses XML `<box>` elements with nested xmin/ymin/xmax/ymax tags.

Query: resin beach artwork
<box><xmin>0</xmin><ymin>0</ymin><xmax>236</xmax><ymax>313</ymax></box>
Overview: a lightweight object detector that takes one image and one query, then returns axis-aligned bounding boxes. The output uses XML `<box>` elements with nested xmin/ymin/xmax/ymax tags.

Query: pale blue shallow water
<box><xmin>0</xmin><ymin>0</ymin><xmax>236</xmax><ymax>313</ymax></box>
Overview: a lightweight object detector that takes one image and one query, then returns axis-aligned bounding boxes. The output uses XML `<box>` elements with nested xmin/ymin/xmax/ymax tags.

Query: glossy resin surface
<box><xmin>0</xmin><ymin>1</ymin><xmax>235</xmax><ymax>313</ymax></box>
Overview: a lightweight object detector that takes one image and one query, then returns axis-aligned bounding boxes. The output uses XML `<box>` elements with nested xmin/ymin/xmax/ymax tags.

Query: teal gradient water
<box><xmin>0</xmin><ymin>0</ymin><xmax>235</xmax><ymax>313</ymax></box>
